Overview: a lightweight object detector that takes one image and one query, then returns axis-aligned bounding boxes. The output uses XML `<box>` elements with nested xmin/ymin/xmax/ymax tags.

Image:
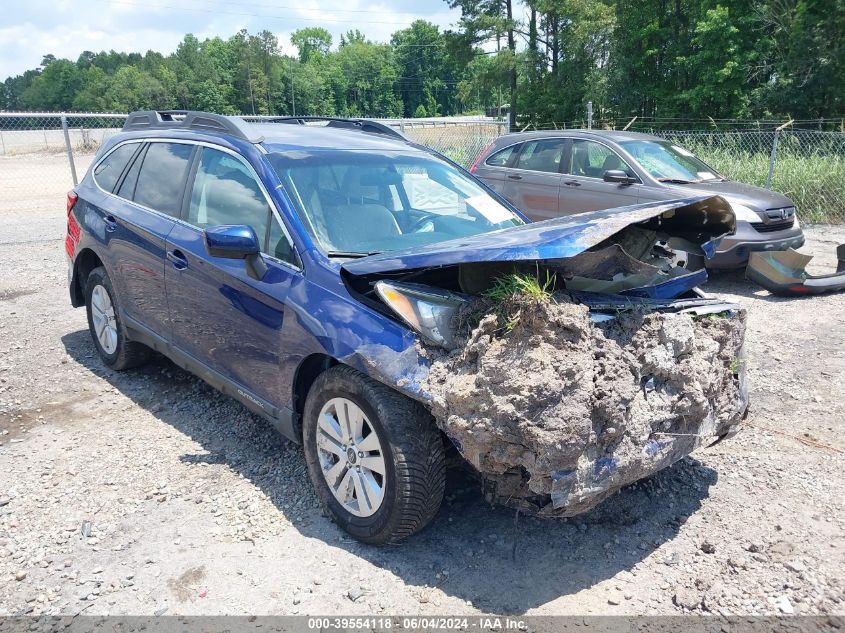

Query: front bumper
<box><xmin>708</xmin><ymin>220</ymin><xmax>805</xmax><ymax>269</ymax></box>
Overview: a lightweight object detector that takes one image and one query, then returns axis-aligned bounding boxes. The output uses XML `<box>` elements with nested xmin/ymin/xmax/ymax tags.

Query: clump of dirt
<box><xmin>424</xmin><ymin>294</ymin><xmax>747</xmax><ymax>516</ymax></box>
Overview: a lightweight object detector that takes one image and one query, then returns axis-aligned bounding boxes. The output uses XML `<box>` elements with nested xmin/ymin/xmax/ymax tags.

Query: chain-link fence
<box><xmin>0</xmin><ymin>113</ymin><xmax>128</xmax><ymax>214</ymax></box>
<box><xmin>2</xmin><ymin>112</ymin><xmax>843</xmax><ymax>224</ymax></box>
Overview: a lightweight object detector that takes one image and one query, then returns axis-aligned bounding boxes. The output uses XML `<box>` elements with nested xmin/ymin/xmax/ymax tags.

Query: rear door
<box><xmin>559</xmin><ymin>138</ymin><xmax>641</xmax><ymax>214</ymax></box>
<box><xmin>472</xmin><ymin>142</ymin><xmax>521</xmax><ymax>200</ymax></box>
<box><xmin>504</xmin><ymin>138</ymin><xmax>567</xmax><ymax>221</ymax></box>
<box><xmin>91</xmin><ymin>140</ymin><xmax>194</xmax><ymax>335</ymax></box>
<box><xmin>164</xmin><ymin>145</ymin><xmax>300</xmax><ymax>407</ymax></box>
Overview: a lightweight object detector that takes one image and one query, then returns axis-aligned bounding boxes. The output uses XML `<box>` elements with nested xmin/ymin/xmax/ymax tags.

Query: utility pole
<box><xmin>289</xmin><ymin>57</ymin><xmax>296</xmax><ymax>116</ymax></box>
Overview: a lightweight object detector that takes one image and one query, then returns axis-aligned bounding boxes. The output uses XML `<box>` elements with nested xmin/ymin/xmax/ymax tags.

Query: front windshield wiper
<box><xmin>657</xmin><ymin>177</ymin><xmax>694</xmax><ymax>184</ymax></box>
<box><xmin>326</xmin><ymin>250</ymin><xmax>381</xmax><ymax>258</ymax></box>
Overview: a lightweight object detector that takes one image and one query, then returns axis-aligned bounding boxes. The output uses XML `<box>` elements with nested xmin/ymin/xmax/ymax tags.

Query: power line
<box><xmin>97</xmin><ymin>0</ymin><xmax>436</xmax><ymax>26</ymax></box>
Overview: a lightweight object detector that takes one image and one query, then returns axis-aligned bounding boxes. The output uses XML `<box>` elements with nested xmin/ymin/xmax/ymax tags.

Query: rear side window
<box><xmin>133</xmin><ymin>142</ymin><xmax>195</xmax><ymax>216</ymax></box>
<box><xmin>93</xmin><ymin>143</ymin><xmax>139</xmax><ymax>193</ymax></box>
<box><xmin>485</xmin><ymin>144</ymin><xmax>519</xmax><ymax>167</ymax></box>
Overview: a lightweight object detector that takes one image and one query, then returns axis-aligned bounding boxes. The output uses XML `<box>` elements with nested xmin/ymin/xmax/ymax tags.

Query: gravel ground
<box><xmin>0</xmin><ymin>160</ymin><xmax>843</xmax><ymax>617</ymax></box>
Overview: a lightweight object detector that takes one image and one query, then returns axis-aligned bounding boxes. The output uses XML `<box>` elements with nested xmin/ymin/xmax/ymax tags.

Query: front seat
<box><xmin>326</xmin><ymin>170</ymin><xmax>401</xmax><ymax>252</ymax></box>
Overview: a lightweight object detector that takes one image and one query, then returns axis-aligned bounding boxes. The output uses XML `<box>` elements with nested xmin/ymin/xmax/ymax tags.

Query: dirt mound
<box><xmin>424</xmin><ymin>295</ymin><xmax>747</xmax><ymax>516</ymax></box>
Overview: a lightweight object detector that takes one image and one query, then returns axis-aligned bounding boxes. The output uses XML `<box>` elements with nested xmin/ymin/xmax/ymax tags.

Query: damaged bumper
<box><xmin>343</xmin><ymin>196</ymin><xmax>748</xmax><ymax>519</ymax></box>
<box><xmin>746</xmin><ymin>244</ymin><xmax>845</xmax><ymax>295</ymax></box>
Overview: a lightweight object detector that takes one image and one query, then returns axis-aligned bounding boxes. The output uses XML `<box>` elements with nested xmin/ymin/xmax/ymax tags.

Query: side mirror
<box><xmin>204</xmin><ymin>225</ymin><xmax>267</xmax><ymax>280</ymax></box>
<box><xmin>603</xmin><ymin>169</ymin><xmax>635</xmax><ymax>184</ymax></box>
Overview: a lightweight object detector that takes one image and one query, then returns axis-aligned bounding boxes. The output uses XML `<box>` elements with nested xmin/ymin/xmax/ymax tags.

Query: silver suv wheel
<box><xmin>316</xmin><ymin>397</ymin><xmax>386</xmax><ymax>517</ymax></box>
<box><xmin>90</xmin><ymin>284</ymin><xmax>118</xmax><ymax>355</ymax></box>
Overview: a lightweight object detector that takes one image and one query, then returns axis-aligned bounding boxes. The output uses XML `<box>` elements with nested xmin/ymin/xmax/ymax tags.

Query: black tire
<box><xmin>84</xmin><ymin>266</ymin><xmax>150</xmax><ymax>370</ymax></box>
<box><xmin>303</xmin><ymin>365</ymin><xmax>446</xmax><ymax>545</ymax></box>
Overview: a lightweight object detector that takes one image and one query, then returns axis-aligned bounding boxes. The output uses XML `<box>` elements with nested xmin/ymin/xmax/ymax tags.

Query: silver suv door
<box><xmin>503</xmin><ymin>138</ymin><xmax>567</xmax><ymax>221</ymax></box>
<box><xmin>472</xmin><ymin>142</ymin><xmax>522</xmax><ymax>200</ymax></box>
<box><xmin>559</xmin><ymin>138</ymin><xmax>641</xmax><ymax>214</ymax></box>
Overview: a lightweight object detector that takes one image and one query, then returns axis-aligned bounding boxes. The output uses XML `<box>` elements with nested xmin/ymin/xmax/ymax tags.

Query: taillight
<box><xmin>469</xmin><ymin>142</ymin><xmax>496</xmax><ymax>173</ymax></box>
<box><xmin>65</xmin><ymin>191</ymin><xmax>81</xmax><ymax>258</ymax></box>
<box><xmin>66</xmin><ymin>190</ymin><xmax>78</xmax><ymax>216</ymax></box>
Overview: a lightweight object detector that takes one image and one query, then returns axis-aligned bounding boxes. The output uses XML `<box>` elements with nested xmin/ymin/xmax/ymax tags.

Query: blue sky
<box><xmin>0</xmin><ymin>0</ymin><xmax>463</xmax><ymax>79</ymax></box>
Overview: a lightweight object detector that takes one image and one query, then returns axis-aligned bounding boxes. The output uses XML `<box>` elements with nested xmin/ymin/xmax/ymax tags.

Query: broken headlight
<box><xmin>374</xmin><ymin>281</ymin><xmax>468</xmax><ymax>349</ymax></box>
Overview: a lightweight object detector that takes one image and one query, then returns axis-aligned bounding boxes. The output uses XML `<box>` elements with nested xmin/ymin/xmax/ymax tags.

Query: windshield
<box><xmin>268</xmin><ymin>150</ymin><xmax>523</xmax><ymax>256</ymax></box>
<box><xmin>620</xmin><ymin>140</ymin><xmax>722</xmax><ymax>183</ymax></box>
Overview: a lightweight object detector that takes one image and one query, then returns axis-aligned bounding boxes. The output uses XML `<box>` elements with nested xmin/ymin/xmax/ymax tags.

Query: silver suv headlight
<box><xmin>374</xmin><ymin>281</ymin><xmax>468</xmax><ymax>349</ymax></box>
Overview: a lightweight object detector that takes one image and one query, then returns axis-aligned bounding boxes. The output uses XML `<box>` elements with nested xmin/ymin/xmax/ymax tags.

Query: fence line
<box><xmin>0</xmin><ymin>112</ymin><xmax>842</xmax><ymax>222</ymax></box>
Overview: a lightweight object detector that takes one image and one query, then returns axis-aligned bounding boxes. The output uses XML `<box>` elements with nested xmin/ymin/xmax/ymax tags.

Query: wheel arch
<box><xmin>71</xmin><ymin>248</ymin><xmax>105</xmax><ymax>307</ymax></box>
<box><xmin>292</xmin><ymin>353</ymin><xmax>338</xmax><ymax>436</ymax></box>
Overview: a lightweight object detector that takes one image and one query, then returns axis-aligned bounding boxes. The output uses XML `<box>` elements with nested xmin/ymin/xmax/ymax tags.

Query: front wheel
<box><xmin>303</xmin><ymin>366</ymin><xmax>445</xmax><ymax>545</ymax></box>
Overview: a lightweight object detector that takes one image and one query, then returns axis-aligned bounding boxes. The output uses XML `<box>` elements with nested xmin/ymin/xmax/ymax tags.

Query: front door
<box><xmin>164</xmin><ymin>146</ymin><xmax>300</xmax><ymax>407</ymax></box>
<box><xmin>558</xmin><ymin>139</ymin><xmax>641</xmax><ymax>214</ymax></box>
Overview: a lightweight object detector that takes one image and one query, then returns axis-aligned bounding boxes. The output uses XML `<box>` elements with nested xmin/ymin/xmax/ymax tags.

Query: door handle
<box><xmin>103</xmin><ymin>215</ymin><xmax>118</xmax><ymax>231</ymax></box>
<box><xmin>564</xmin><ymin>180</ymin><xmax>582</xmax><ymax>187</ymax></box>
<box><xmin>167</xmin><ymin>249</ymin><xmax>188</xmax><ymax>270</ymax></box>
<box><xmin>507</xmin><ymin>174</ymin><xmax>523</xmax><ymax>180</ymax></box>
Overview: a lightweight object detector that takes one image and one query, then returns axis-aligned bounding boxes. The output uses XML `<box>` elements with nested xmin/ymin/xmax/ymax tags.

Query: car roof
<box><xmin>118</xmin><ymin>110</ymin><xmax>421</xmax><ymax>154</ymax></box>
<box><xmin>254</xmin><ymin>123</ymin><xmax>421</xmax><ymax>153</ymax></box>
<box><xmin>495</xmin><ymin>129</ymin><xmax>662</xmax><ymax>144</ymax></box>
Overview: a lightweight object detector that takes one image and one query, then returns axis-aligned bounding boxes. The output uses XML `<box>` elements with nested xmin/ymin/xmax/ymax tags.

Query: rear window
<box><xmin>485</xmin><ymin>144</ymin><xmax>519</xmax><ymax>167</ymax></box>
<box><xmin>133</xmin><ymin>143</ymin><xmax>195</xmax><ymax>216</ymax></box>
<box><xmin>93</xmin><ymin>143</ymin><xmax>139</xmax><ymax>193</ymax></box>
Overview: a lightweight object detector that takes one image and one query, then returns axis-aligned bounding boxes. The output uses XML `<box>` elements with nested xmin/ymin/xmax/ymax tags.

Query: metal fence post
<box><xmin>766</xmin><ymin>130</ymin><xmax>780</xmax><ymax>190</ymax></box>
<box><xmin>61</xmin><ymin>114</ymin><xmax>78</xmax><ymax>186</ymax></box>
<box><xmin>587</xmin><ymin>101</ymin><xmax>593</xmax><ymax>130</ymax></box>
<box><xmin>0</xmin><ymin>129</ymin><xmax>5</xmax><ymax>156</ymax></box>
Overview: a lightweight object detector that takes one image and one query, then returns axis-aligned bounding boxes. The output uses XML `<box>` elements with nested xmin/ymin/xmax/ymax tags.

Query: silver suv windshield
<box><xmin>620</xmin><ymin>140</ymin><xmax>722</xmax><ymax>184</ymax></box>
<box><xmin>268</xmin><ymin>150</ymin><xmax>523</xmax><ymax>256</ymax></box>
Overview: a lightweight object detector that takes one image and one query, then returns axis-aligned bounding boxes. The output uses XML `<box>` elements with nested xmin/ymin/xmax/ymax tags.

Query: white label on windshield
<box><xmin>466</xmin><ymin>195</ymin><xmax>513</xmax><ymax>224</ymax></box>
<box><xmin>672</xmin><ymin>145</ymin><xmax>694</xmax><ymax>157</ymax></box>
<box><xmin>697</xmin><ymin>171</ymin><xmax>717</xmax><ymax>180</ymax></box>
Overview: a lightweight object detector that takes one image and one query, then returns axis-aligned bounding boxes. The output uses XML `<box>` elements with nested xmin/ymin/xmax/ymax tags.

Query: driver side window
<box><xmin>187</xmin><ymin>147</ymin><xmax>297</xmax><ymax>266</ymax></box>
<box><xmin>568</xmin><ymin>140</ymin><xmax>634</xmax><ymax>179</ymax></box>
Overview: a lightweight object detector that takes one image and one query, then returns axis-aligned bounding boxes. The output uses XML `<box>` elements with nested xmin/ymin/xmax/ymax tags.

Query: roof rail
<box><xmin>122</xmin><ymin>110</ymin><xmax>264</xmax><ymax>143</ymax></box>
<box><xmin>261</xmin><ymin>116</ymin><xmax>406</xmax><ymax>141</ymax></box>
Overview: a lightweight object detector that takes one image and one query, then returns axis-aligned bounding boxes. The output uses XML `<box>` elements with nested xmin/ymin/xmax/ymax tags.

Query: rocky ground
<box><xmin>0</xmin><ymin>158</ymin><xmax>843</xmax><ymax>616</ymax></box>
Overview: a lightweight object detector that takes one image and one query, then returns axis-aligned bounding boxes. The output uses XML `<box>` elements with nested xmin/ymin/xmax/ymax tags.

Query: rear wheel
<box><xmin>303</xmin><ymin>365</ymin><xmax>445</xmax><ymax>545</ymax></box>
<box><xmin>84</xmin><ymin>267</ymin><xmax>150</xmax><ymax>370</ymax></box>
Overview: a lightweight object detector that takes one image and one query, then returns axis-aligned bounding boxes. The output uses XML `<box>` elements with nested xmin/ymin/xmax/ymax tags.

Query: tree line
<box><xmin>2</xmin><ymin>0</ymin><xmax>841</xmax><ymax>125</ymax></box>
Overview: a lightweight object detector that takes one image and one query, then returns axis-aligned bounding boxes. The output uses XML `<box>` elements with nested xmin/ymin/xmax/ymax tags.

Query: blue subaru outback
<box><xmin>66</xmin><ymin>111</ymin><xmax>742</xmax><ymax>544</ymax></box>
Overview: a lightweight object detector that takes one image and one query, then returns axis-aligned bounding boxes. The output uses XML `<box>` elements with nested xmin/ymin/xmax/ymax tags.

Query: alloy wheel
<box><xmin>316</xmin><ymin>397</ymin><xmax>387</xmax><ymax>517</ymax></box>
<box><xmin>90</xmin><ymin>284</ymin><xmax>118</xmax><ymax>355</ymax></box>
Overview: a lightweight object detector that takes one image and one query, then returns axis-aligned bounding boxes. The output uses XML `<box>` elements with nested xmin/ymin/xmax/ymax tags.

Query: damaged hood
<box><xmin>342</xmin><ymin>196</ymin><xmax>735</xmax><ymax>277</ymax></box>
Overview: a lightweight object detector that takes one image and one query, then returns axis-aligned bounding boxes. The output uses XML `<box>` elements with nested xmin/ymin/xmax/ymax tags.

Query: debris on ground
<box><xmin>425</xmin><ymin>286</ymin><xmax>747</xmax><ymax>517</ymax></box>
<box><xmin>747</xmin><ymin>243</ymin><xmax>845</xmax><ymax>295</ymax></box>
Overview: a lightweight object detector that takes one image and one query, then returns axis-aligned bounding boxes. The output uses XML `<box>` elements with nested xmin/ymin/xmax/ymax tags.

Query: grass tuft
<box><xmin>484</xmin><ymin>271</ymin><xmax>556</xmax><ymax>303</ymax></box>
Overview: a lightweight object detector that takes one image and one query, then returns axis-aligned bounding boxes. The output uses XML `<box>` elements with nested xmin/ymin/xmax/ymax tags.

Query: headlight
<box><xmin>375</xmin><ymin>281</ymin><xmax>468</xmax><ymax>349</ymax></box>
<box><xmin>729</xmin><ymin>202</ymin><xmax>763</xmax><ymax>223</ymax></box>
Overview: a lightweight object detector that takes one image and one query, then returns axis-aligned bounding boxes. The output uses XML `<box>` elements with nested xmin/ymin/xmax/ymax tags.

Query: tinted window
<box><xmin>515</xmin><ymin>139</ymin><xmax>565</xmax><ymax>173</ymax></box>
<box><xmin>188</xmin><ymin>147</ymin><xmax>272</xmax><ymax>244</ymax></box>
<box><xmin>267</xmin><ymin>217</ymin><xmax>297</xmax><ymax>265</ymax></box>
<box><xmin>133</xmin><ymin>142</ymin><xmax>194</xmax><ymax>216</ymax></box>
<box><xmin>485</xmin><ymin>144</ymin><xmax>519</xmax><ymax>167</ymax></box>
<box><xmin>116</xmin><ymin>144</ymin><xmax>146</xmax><ymax>200</ymax></box>
<box><xmin>568</xmin><ymin>140</ymin><xmax>634</xmax><ymax>179</ymax></box>
<box><xmin>93</xmin><ymin>143</ymin><xmax>139</xmax><ymax>193</ymax></box>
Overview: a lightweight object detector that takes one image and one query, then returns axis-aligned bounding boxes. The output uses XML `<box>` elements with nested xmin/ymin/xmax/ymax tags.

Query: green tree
<box><xmin>291</xmin><ymin>27</ymin><xmax>332</xmax><ymax>63</ymax></box>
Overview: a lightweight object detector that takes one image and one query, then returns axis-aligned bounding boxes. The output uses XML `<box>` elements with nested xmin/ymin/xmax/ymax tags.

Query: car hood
<box><xmin>342</xmin><ymin>196</ymin><xmax>735</xmax><ymax>277</ymax></box>
<box><xmin>668</xmin><ymin>179</ymin><xmax>794</xmax><ymax>211</ymax></box>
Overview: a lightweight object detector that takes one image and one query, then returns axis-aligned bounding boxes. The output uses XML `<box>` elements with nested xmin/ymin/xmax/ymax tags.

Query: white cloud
<box><xmin>0</xmin><ymin>0</ymin><xmax>461</xmax><ymax>79</ymax></box>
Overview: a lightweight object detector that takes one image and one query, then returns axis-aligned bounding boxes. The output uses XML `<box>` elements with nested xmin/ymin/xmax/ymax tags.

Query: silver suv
<box><xmin>471</xmin><ymin>130</ymin><xmax>805</xmax><ymax>268</ymax></box>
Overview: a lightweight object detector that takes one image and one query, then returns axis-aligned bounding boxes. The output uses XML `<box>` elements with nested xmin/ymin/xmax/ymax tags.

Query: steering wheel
<box><xmin>408</xmin><ymin>212</ymin><xmax>440</xmax><ymax>233</ymax></box>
